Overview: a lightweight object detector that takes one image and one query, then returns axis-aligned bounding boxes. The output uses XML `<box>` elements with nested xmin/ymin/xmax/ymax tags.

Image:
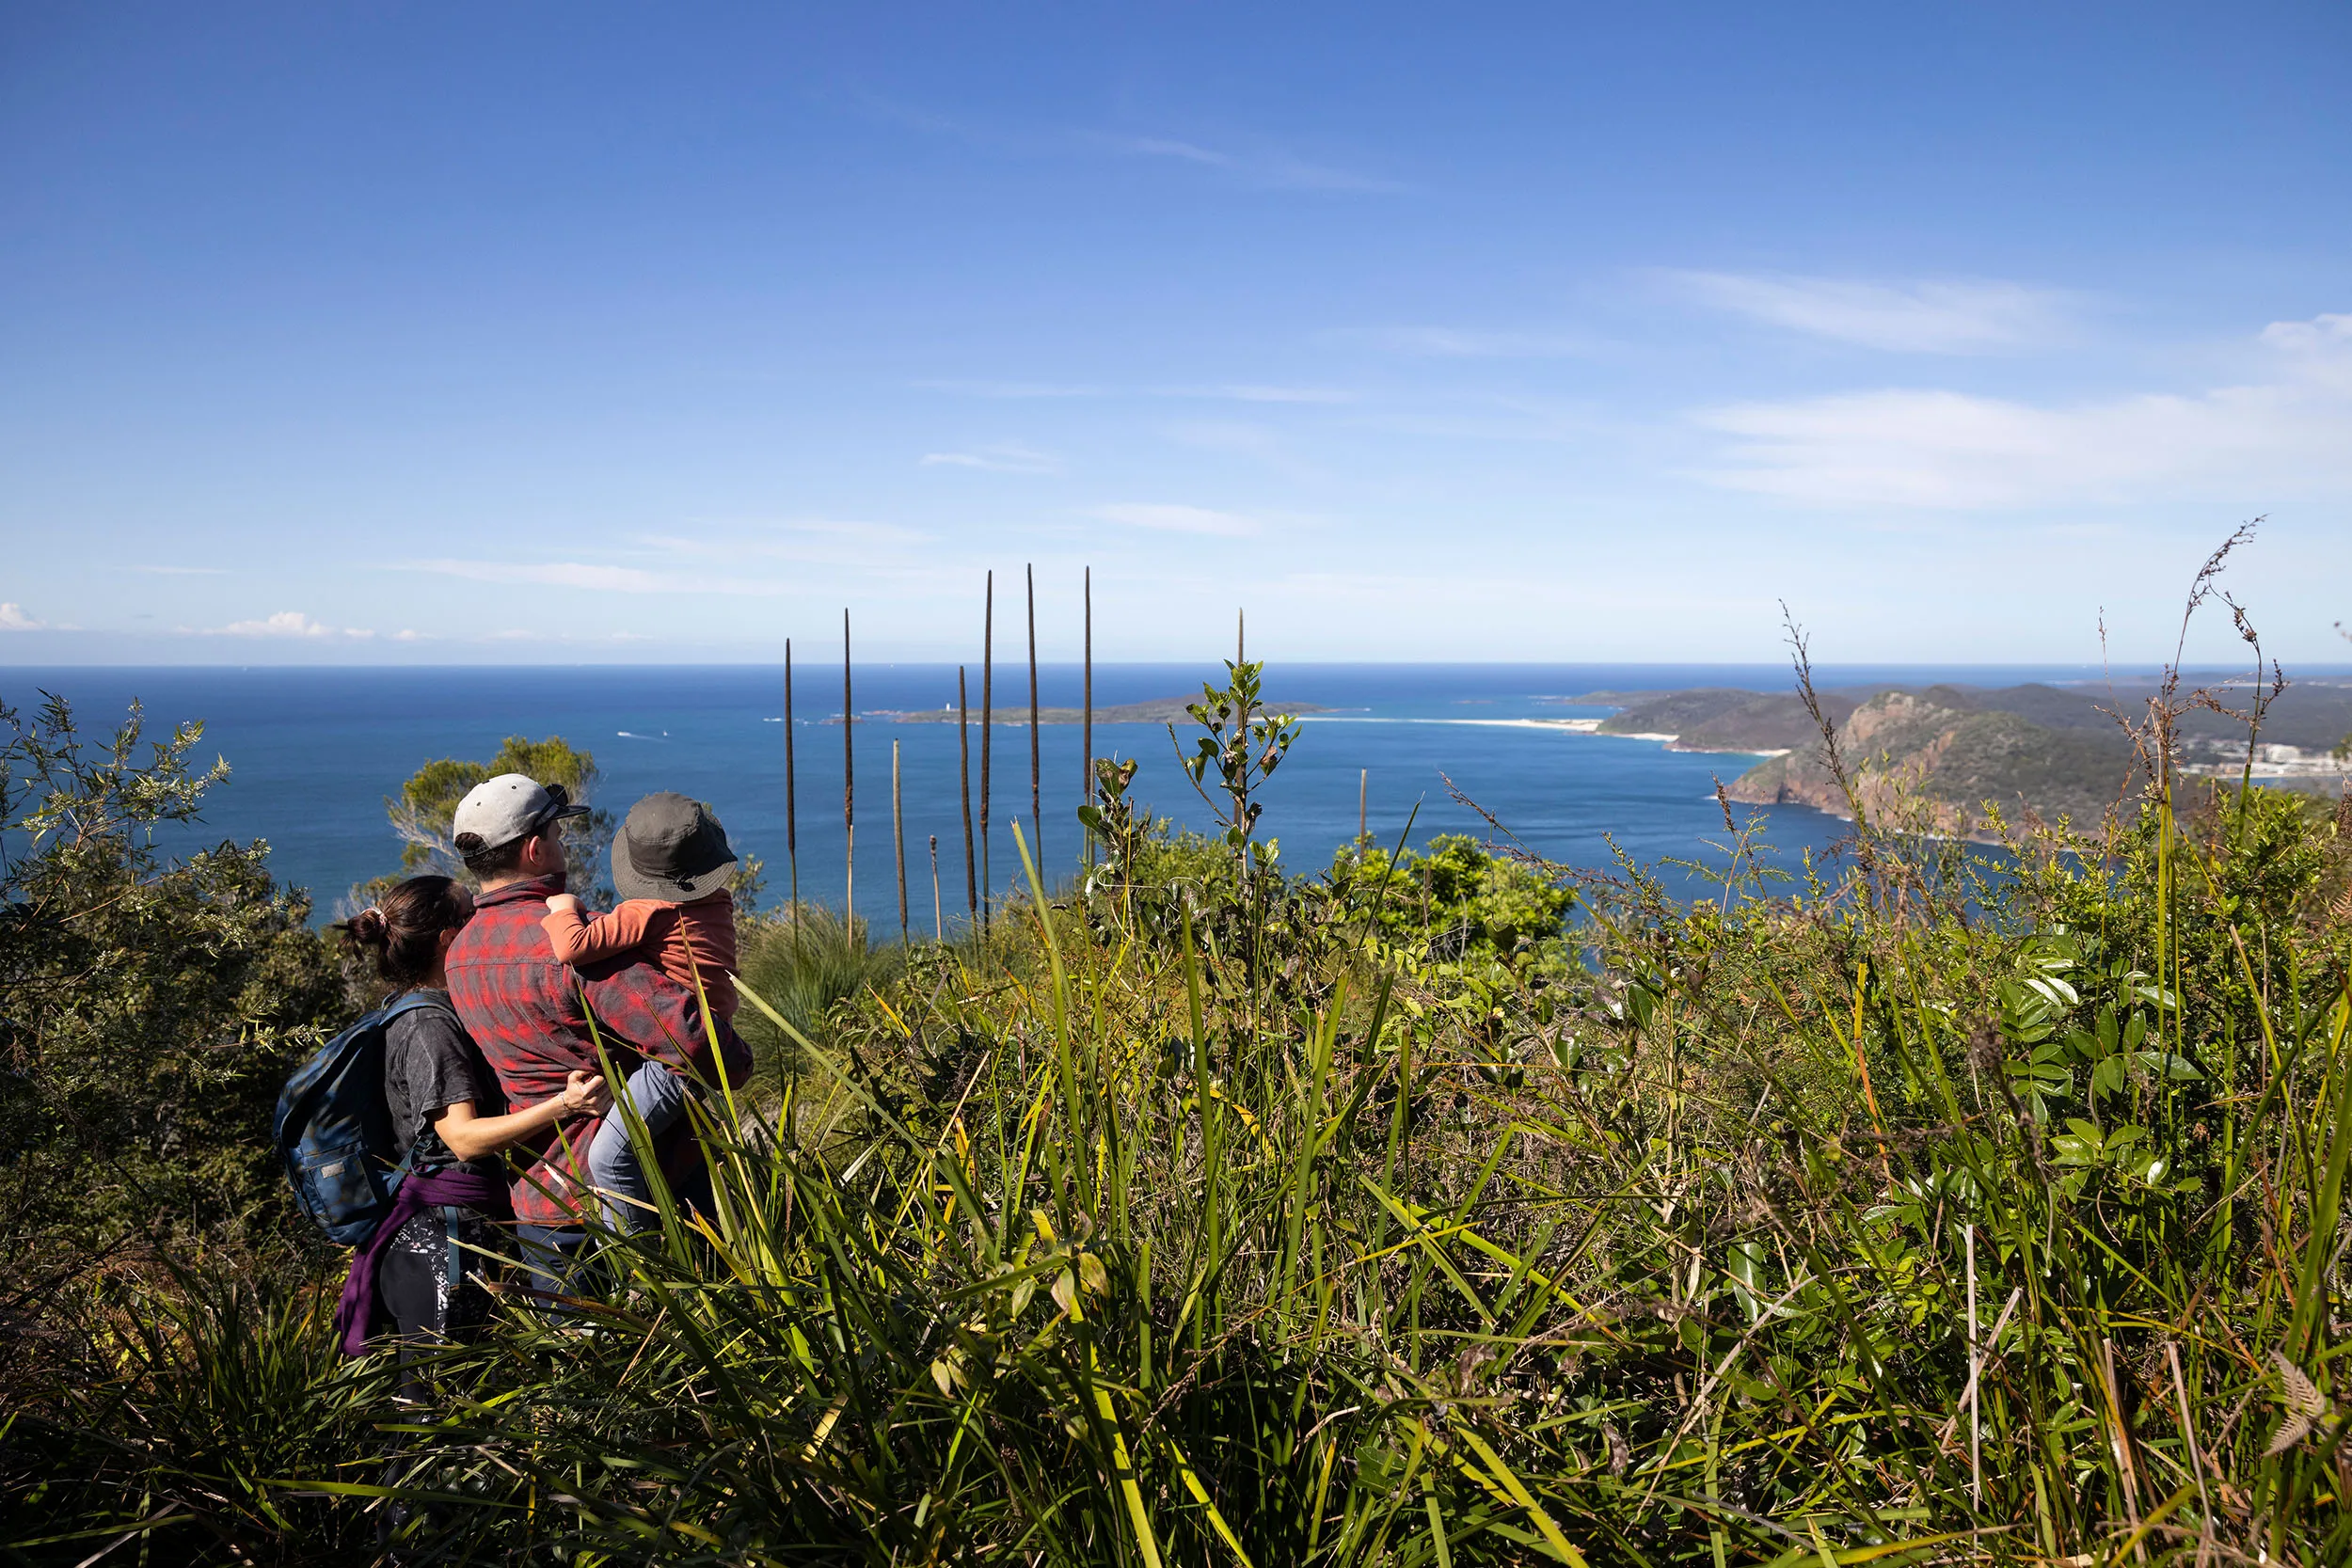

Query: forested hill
<box><xmin>1572</xmin><ymin>678</ymin><xmax>2352</xmax><ymax>837</ymax></box>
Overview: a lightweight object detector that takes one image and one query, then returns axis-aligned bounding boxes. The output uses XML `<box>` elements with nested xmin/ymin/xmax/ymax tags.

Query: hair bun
<box><xmin>340</xmin><ymin>878</ymin><xmax>469</xmax><ymax>987</ymax></box>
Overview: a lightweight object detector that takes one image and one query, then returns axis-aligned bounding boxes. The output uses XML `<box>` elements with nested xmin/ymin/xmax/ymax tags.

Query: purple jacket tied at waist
<box><xmin>333</xmin><ymin>1167</ymin><xmax>510</xmax><ymax>1357</ymax></box>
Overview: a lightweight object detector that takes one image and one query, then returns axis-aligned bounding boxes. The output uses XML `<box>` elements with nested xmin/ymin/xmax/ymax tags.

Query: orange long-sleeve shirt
<box><xmin>540</xmin><ymin>889</ymin><xmax>739</xmax><ymax>1021</ymax></box>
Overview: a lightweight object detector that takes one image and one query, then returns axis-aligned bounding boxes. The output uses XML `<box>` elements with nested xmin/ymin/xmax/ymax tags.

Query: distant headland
<box><xmin>1557</xmin><ymin>678</ymin><xmax>2352</xmax><ymax>838</ymax></box>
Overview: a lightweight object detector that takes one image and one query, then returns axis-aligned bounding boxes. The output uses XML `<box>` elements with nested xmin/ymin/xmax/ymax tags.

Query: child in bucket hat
<box><xmin>542</xmin><ymin>792</ymin><xmax>739</xmax><ymax>1234</ymax></box>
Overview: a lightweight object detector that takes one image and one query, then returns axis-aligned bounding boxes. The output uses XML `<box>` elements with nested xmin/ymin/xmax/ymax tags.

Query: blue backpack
<box><xmin>275</xmin><ymin>991</ymin><xmax>452</xmax><ymax>1246</ymax></box>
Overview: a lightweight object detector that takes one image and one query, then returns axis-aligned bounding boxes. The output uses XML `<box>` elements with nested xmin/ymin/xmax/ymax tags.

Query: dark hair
<box><xmin>341</xmin><ymin>875</ymin><xmax>473</xmax><ymax>987</ymax></box>
<box><xmin>455</xmin><ymin>829</ymin><xmax>532</xmax><ymax>879</ymax></box>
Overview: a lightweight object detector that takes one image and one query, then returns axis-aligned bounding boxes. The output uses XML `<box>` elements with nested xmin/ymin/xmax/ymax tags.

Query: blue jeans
<box><xmin>584</xmin><ymin>1058</ymin><xmax>691</xmax><ymax>1234</ymax></box>
<box><xmin>514</xmin><ymin>1224</ymin><xmax>601</xmax><ymax>1307</ymax></box>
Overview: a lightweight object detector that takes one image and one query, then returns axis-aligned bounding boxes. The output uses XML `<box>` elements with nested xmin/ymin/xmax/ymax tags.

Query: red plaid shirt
<box><xmin>445</xmin><ymin>875</ymin><xmax>753</xmax><ymax>1227</ymax></box>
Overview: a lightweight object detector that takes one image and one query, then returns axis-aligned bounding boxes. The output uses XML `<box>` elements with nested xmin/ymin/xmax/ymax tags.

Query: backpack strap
<box><xmin>278</xmin><ymin>995</ymin><xmax>429</xmax><ymax>1146</ymax></box>
<box><xmin>382</xmin><ymin>989</ymin><xmax>460</xmax><ymax>1025</ymax></box>
<box><xmin>382</xmin><ymin>1140</ymin><xmax>420</xmax><ymax>1201</ymax></box>
<box><xmin>442</xmin><ymin>1205</ymin><xmax>470</xmax><ymax>1308</ymax></box>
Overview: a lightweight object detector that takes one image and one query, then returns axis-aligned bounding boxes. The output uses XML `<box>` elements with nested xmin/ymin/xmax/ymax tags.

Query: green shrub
<box><xmin>0</xmin><ymin>696</ymin><xmax>340</xmax><ymax>1350</ymax></box>
<box><xmin>371</xmin><ymin>733</ymin><xmax>615</xmax><ymax>906</ymax></box>
<box><xmin>731</xmin><ymin>903</ymin><xmax>906</xmax><ymax>1078</ymax></box>
<box><xmin>1329</xmin><ymin>832</ymin><xmax>1575</xmax><ymax>976</ymax></box>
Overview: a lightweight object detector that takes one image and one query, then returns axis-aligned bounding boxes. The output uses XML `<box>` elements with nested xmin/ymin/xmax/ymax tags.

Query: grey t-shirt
<box><xmin>384</xmin><ymin>990</ymin><xmax>507</xmax><ymax>1179</ymax></box>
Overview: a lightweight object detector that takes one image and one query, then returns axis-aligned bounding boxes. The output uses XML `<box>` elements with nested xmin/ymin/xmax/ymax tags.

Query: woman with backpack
<box><xmin>332</xmin><ymin>875</ymin><xmax>611</xmax><ymax>1389</ymax></box>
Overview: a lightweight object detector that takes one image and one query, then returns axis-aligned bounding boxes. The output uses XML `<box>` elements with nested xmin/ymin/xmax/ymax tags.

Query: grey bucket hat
<box><xmin>612</xmin><ymin>792</ymin><xmax>738</xmax><ymax>903</ymax></box>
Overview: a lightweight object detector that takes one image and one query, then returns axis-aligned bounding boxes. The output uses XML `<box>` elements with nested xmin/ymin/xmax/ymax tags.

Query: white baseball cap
<box><xmin>451</xmin><ymin>772</ymin><xmax>589</xmax><ymax>857</ymax></box>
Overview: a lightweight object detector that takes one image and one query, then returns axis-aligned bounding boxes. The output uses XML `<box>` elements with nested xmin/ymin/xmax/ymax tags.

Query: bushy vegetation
<box><xmin>730</xmin><ymin>903</ymin><xmax>906</xmax><ymax>1080</ymax></box>
<box><xmin>8</xmin><ymin>590</ymin><xmax>2352</xmax><ymax>1564</ymax></box>
<box><xmin>0</xmin><ymin>695</ymin><xmax>341</xmax><ymax>1404</ymax></box>
<box><xmin>375</xmin><ymin>734</ymin><xmax>617</xmax><ymax>905</ymax></box>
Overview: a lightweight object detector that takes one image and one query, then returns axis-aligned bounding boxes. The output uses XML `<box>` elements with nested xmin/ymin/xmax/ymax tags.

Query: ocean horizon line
<box><xmin>11</xmin><ymin>658</ymin><xmax>2349</xmax><ymax>679</ymax></box>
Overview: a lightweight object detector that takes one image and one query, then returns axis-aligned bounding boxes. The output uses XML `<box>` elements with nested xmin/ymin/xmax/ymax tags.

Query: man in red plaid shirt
<box><xmin>442</xmin><ymin>773</ymin><xmax>752</xmax><ymax>1293</ymax></box>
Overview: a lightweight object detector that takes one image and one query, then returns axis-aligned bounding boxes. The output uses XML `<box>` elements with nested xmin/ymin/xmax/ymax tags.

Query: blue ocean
<box><xmin>3</xmin><ymin>662</ymin><xmax>2126</xmax><ymax>923</ymax></box>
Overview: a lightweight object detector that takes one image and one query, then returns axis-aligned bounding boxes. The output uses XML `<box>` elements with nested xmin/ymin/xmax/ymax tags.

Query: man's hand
<box><xmin>559</xmin><ymin>1069</ymin><xmax>611</xmax><ymax>1116</ymax></box>
<box><xmin>547</xmin><ymin>893</ymin><xmax>584</xmax><ymax>915</ymax></box>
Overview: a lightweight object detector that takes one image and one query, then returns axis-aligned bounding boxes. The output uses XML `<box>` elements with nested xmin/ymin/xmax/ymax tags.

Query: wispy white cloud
<box><xmin>407</xmin><ymin>537</ymin><xmax>920</xmax><ymax>593</ymax></box>
<box><xmin>634</xmin><ymin>518</ymin><xmax>936</xmax><ymax>564</ymax></box>
<box><xmin>216</xmin><ymin>610</ymin><xmax>334</xmax><ymax>638</ymax></box>
<box><xmin>1120</xmin><ymin>135</ymin><xmax>1225</xmax><ymax>167</ymax></box>
<box><xmin>1162</xmin><ymin>420</ymin><xmax>1281</xmax><ymax>454</ymax></box>
<box><xmin>475</xmin><ymin>626</ymin><xmax>652</xmax><ymax>644</ymax></box>
<box><xmin>920</xmin><ymin>442</ymin><xmax>1062</xmax><ymax>474</ymax></box>
<box><xmin>132</xmin><ymin>564</ymin><xmax>230</xmax><ymax>577</ymax></box>
<box><xmin>1099</xmin><ymin>134</ymin><xmax>1400</xmax><ymax>194</ymax></box>
<box><xmin>408</xmin><ymin>560</ymin><xmax>690</xmax><ymax>594</ymax></box>
<box><xmin>0</xmin><ymin>602</ymin><xmax>49</xmax><ymax>630</ymax></box>
<box><xmin>1153</xmin><ymin>420</ymin><xmax>1330</xmax><ymax>484</ymax></box>
<box><xmin>1693</xmin><ymin>310</ymin><xmax>2352</xmax><ymax>508</ymax></box>
<box><xmin>764</xmin><ymin>517</ymin><xmax>932</xmax><ymax>547</ymax></box>
<box><xmin>2261</xmin><ymin>310</ymin><xmax>2352</xmax><ymax>379</ymax></box>
<box><xmin>925</xmin><ymin>379</ymin><xmax>1362</xmax><ymax>407</ymax></box>
<box><xmin>203</xmin><ymin>610</ymin><xmax>374</xmax><ymax>638</ymax></box>
<box><xmin>1333</xmin><ymin>325</ymin><xmax>1597</xmax><ymax>359</ymax></box>
<box><xmin>838</xmin><ymin>88</ymin><xmax>969</xmax><ymax>139</ymax></box>
<box><xmin>834</xmin><ymin>90</ymin><xmax>1399</xmax><ymax>195</ymax></box>
<box><xmin>1089</xmin><ymin>502</ymin><xmax>1259</xmax><ymax>537</ymax></box>
<box><xmin>1345</xmin><ymin>388</ymin><xmax>1605</xmax><ymax>445</ymax></box>
<box><xmin>917</xmin><ymin>379</ymin><xmax>1104</xmax><ymax>400</ymax></box>
<box><xmin>1160</xmin><ymin>384</ymin><xmax>1358</xmax><ymax>404</ymax></box>
<box><xmin>1666</xmin><ymin>271</ymin><xmax>2074</xmax><ymax>354</ymax></box>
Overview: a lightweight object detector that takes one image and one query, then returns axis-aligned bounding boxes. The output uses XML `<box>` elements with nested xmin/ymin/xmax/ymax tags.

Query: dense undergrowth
<box><xmin>8</xmin><ymin>587</ymin><xmax>2352</xmax><ymax>1563</ymax></box>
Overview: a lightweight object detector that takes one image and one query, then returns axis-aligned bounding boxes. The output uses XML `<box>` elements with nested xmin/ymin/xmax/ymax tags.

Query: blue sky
<box><xmin>3</xmin><ymin>3</ymin><xmax>2348</xmax><ymax>666</ymax></box>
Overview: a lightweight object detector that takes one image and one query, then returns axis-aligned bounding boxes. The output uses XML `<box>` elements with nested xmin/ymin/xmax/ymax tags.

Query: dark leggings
<box><xmin>377</xmin><ymin>1203</ymin><xmax>503</xmax><ymax>1400</ymax></box>
<box><xmin>374</xmin><ymin>1203</ymin><xmax>505</xmax><ymax>1552</ymax></box>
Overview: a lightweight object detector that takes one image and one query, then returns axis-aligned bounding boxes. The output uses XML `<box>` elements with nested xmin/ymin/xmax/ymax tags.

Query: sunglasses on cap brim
<box><xmin>524</xmin><ymin>783</ymin><xmax>592</xmax><ymax>836</ymax></box>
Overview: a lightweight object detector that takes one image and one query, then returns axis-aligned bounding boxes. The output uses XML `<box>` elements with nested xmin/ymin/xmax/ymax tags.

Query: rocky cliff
<box><xmin>1724</xmin><ymin>689</ymin><xmax>2141</xmax><ymax>837</ymax></box>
